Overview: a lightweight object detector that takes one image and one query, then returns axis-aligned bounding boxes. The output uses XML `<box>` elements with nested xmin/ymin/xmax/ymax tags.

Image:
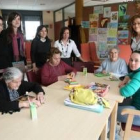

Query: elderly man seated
<box><xmin>41</xmin><ymin>47</ymin><xmax>77</xmax><ymax>86</ymax></box>
<box><xmin>95</xmin><ymin>47</ymin><xmax>128</xmax><ymax>78</ymax></box>
<box><xmin>0</xmin><ymin>67</ymin><xmax>45</xmax><ymax>114</ymax></box>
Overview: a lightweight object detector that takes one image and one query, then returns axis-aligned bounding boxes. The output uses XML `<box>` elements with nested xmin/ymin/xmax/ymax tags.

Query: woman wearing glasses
<box><xmin>129</xmin><ymin>15</ymin><xmax>140</xmax><ymax>51</ymax></box>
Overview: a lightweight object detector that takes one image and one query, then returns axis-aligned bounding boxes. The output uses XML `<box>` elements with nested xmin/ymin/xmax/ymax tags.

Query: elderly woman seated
<box><xmin>41</xmin><ymin>47</ymin><xmax>77</xmax><ymax>86</ymax></box>
<box><xmin>0</xmin><ymin>67</ymin><xmax>45</xmax><ymax>114</ymax></box>
<box><xmin>95</xmin><ymin>47</ymin><xmax>128</xmax><ymax>78</ymax></box>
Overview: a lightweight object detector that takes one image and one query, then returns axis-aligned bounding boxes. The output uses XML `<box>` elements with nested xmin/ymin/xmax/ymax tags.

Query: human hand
<box><xmin>32</xmin><ymin>64</ymin><xmax>38</xmax><ymax>73</ymax></box>
<box><xmin>69</xmin><ymin>72</ymin><xmax>75</xmax><ymax>79</ymax></box>
<box><xmin>36</xmin><ymin>92</ymin><xmax>45</xmax><ymax>104</ymax></box>
<box><xmin>118</xmin><ymin>81</ymin><xmax>125</xmax><ymax>88</ymax></box>
<box><xmin>102</xmin><ymin>70</ymin><xmax>107</xmax><ymax>74</ymax></box>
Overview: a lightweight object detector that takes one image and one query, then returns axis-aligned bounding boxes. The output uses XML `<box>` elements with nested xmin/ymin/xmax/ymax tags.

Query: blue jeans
<box><xmin>117</xmin><ymin>105</ymin><xmax>140</xmax><ymax>126</ymax></box>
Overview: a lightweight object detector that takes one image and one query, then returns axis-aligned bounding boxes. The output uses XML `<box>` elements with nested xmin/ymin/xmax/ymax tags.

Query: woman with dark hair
<box><xmin>54</xmin><ymin>27</ymin><xmax>86</xmax><ymax>66</ymax></box>
<box><xmin>117</xmin><ymin>51</ymin><xmax>140</xmax><ymax>126</ymax></box>
<box><xmin>31</xmin><ymin>25</ymin><xmax>51</xmax><ymax>73</ymax></box>
<box><xmin>129</xmin><ymin>15</ymin><xmax>140</xmax><ymax>51</ymax></box>
<box><xmin>41</xmin><ymin>47</ymin><xmax>77</xmax><ymax>86</ymax></box>
<box><xmin>1</xmin><ymin>12</ymin><xmax>26</xmax><ymax>68</ymax></box>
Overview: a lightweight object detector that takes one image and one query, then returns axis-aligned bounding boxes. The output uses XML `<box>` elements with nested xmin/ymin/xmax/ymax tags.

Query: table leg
<box><xmin>109</xmin><ymin>102</ymin><xmax>118</xmax><ymax>140</ymax></box>
<box><xmin>100</xmin><ymin>120</ymin><xmax>108</xmax><ymax>140</ymax></box>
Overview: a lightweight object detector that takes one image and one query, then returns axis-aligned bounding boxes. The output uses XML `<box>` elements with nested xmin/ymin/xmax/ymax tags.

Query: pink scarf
<box><xmin>11</xmin><ymin>33</ymin><xmax>24</xmax><ymax>61</ymax></box>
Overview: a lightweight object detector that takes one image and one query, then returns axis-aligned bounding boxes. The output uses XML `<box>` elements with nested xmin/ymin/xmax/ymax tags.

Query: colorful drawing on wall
<box><xmin>98</xmin><ymin>42</ymin><xmax>108</xmax><ymax>58</ymax></box>
<box><xmin>90</xmin><ymin>21</ymin><xmax>98</xmax><ymax>28</ymax></box>
<box><xmin>89</xmin><ymin>28</ymin><xmax>98</xmax><ymax>34</ymax></box>
<box><xmin>89</xmin><ymin>13</ymin><xmax>99</xmax><ymax>21</ymax></box>
<box><xmin>111</xmin><ymin>11</ymin><xmax>118</xmax><ymax>22</ymax></box>
<box><xmin>107</xmin><ymin>37</ymin><xmax>117</xmax><ymax>44</ymax></box>
<box><xmin>98</xmin><ymin>28</ymin><xmax>107</xmax><ymax>42</ymax></box>
<box><xmin>119</xmin><ymin>4</ymin><xmax>127</xmax><ymax>16</ymax></box>
<box><xmin>100</xmin><ymin>18</ymin><xmax>109</xmax><ymax>28</ymax></box>
<box><xmin>107</xmin><ymin>23</ymin><xmax>118</xmax><ymax>28</ymax></box>
<box><xmin>107</xmin><ymin>23</ymin><xmax>118</xmax><ymax>37</ymax></box>
<box><xmin>119</xmin><ymin>15</ymin><xmax>130</xmax><ymax>23</ymax></box>
<box><xmin>118</xmin><ymin>38</ymin><xmax>128</xmax><ymax>45</ymax></box>
<box><xmin>118</xmin><ymin>23</ymin><xmax>128</xmax><ymax>30</ymax></box>
<box><xmin>94</xmin><ymin>6</ymin><xmax>103</xmax><ymax>14</ymax></box>
<box><xmin>81</xmin><ymin>21</ymin><xmax>90</xmax><ymax>28</ymax></box>
<box><xmin>118</xmin><ymin>30</ymin><xmax>129</xmax><ymax>45</ymax></box>
<box><xmin>104</xmin><ymin>7</ymin><xmax>111</xmax><ymax>17</ymax></box>
<box><xmin>118</xmin><ymin>30</ymin><xmax>129</xmax><ymax>38</ymax></box>
<box><xmin>89</xmin><ymin>34</ymin><xmax>97</xmax><ymax>42</ymax></box>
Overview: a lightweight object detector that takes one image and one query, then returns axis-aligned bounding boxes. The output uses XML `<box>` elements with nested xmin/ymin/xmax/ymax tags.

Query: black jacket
<box><xmin>0</xmin><ymin>80</ymin><xmax>45</xmax><ymax>113</ymax></box>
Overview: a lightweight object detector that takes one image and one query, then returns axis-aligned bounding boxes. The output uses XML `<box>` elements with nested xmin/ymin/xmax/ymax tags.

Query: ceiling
<box><xmin>0</xmin><ymin>0</ymin><xmax>130</xmax><ymax>11</ymax></box>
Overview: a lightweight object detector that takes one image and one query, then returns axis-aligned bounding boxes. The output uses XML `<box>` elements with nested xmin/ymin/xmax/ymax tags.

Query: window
<box><xmin>25</xmin><ymin>21</ymin><xmax>40</xmax><ymax>40</ymax></box>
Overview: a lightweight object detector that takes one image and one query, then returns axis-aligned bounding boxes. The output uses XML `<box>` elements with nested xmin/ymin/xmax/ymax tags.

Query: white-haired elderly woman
<box><xmin>95</xmin><ymin>47</ymin><xmax>128</xmax><ymax>78</ymax></box>
<box><xmin>0</xmin><ymin>67</ymin><xmax>45</xmax><ymax>114</ymax></box>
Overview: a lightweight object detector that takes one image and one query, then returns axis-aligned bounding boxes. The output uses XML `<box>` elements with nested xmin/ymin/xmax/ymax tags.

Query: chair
<box><xmin>89</xmin><ymin>42</ymin><xmax>101</xmax><ymax>70</ymax></box>
<box><xmin>80</xmin><ymin>43</ymin><xmax>91</xmax><ymax>61</ymax></box>
<box><xmin>121</xmin><ymin>108</ymin><xmax>140</xmax><ymax>140</ymax></box>
<box><xmin>73</xmin><ymin>61</ymin><xmax>94</xmax><ymax>73</ymax></box>
<box><xmin>26</xmin><ymin>69</ymin><xmax>41</xmax><ymax>84</ymax></box>
<box><xmin>118</xmin><ymin>45</ymin><xmax>132</xmax><ymax>64</ymax></box>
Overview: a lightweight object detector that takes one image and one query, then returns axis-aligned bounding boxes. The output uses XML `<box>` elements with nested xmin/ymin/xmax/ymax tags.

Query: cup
<box><xmin>30</xmin><ymin>103</ymin><xmax>37</xmax><ymax>120</ymax></box>
<box><xmin>83</xmin><ymin>67</ymin><xmax>87</xmax><ymax>76</ymax></box>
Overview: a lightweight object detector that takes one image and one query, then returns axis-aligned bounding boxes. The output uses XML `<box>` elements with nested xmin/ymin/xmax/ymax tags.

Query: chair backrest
<box><xmin>118</xmin><ymin>45</ymin><xmax>132</xmax><ymax>64</ymax></box>
<box><xmin>26</xmin><ymin>69</ymin><xmax>41</xmax><ymax>84</ymax></box>
<box><xmin>73</xmin><ymin>61</ymin><xmax>94</xmax><ymax>73</ymax></box>
<box><xmin>121</xmin><ymin>108</ymin><xmax>140</xmax><ymax>140</ymax></box>
<box><xmin>89</xmin><ymin>42</ymin><xmax>100</xmax><ymax>62</ymax></box>
<box><xmin>80</xmin><ymin>43</ymin><xmax>91</xmax><ymax>61</ymax></box>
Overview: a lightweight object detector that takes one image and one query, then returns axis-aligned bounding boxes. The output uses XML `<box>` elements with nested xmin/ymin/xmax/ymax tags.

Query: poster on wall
<box><xmin>119</xmin><ymin>4</ymin><xmax>127</xmax><ymax>16</ymax></box>
<box><xmin>81</xmin><ymin>21</ymin><xmax>90</xmax><ymax>28</ymax></box>
<box><xmin>98</xmin><ymin>42</ymin><xmax>108</xmax><ymax>58</ymax></box>
<box><xmin>107</xmin><ymin>23</ymin><xmax>118</xmax><ymax>37</ymax></box>
<box><xmin>104</xmin><ymin>7</ymin><xmax>111</xmax><ymax>17</ymax></box>
<box><xmin>89</xmin><ymin>14</ymin><xmax>99</xmax><ymax>28</ymax></box>
<box><xmin>111</xmin><ymin>11</ymin><xmax>118</xmax><ymax>22</ymax></box>
<box><xmin>118</xmin><ymin>23</ymin><xmax>128</xmax><ymax>30</ymax></box>
<box><xmin>100</xmin><ymin>18</ymin><xmax>109</xmax><ymax>28</ymax></box>
<box><xmin>107</xmin><ymin>37</ymin><xmax>117</xmax><ymax>45</ymax></box>
<box><xmin>94</xmin><ymin>6</ymin><xmax>104</xmax><ymax>14</ymax></box>
<box><xmin>89</xmin><ymin>28</ymin><xmax>98</xmax><ymax>34</ymax></box>
<box><xmin>98</xmin><ymin>28</ymin><xmax>107</xmax><ymax>42</ymax></box>
<box><xmin>89</xmin><ymin>34</ymin><xmax>97</xmax><ymax>42</ymax></box>
<box><xmin>118</xmin><ymin>30</ymin><xmax>129</xmax><ymax>45</ymax></box>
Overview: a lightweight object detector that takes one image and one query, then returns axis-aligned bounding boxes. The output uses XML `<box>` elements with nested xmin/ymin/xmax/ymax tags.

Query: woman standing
<box><xmin>54</xmin><ymin>27</ymin><xmax>86</xmax><ymax>66</ymax></box>
<box><xmin>31</xmin><ymin>25</ymin><xmax>51</xmax><ymax>73</ymax></box>
<box><xmin>129</xmin><ymin>15</ymin><xmax>140</xmax><ymax>51</ymax></box>
<box><xmin>1</xmin><ymin>12</ymin><xmax>26</xmax><ymax>68</ymax></box>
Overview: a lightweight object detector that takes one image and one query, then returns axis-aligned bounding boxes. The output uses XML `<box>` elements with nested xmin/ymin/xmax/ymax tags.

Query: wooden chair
<box><xmin>73</xmin><ymin>61</ymin><xmax>94</xmax><ymax>73</ymax></box>
<box><xmin>121</xmin><ymin>108</ymin><xmax>140</xmax><ymax>140</ymax></box>
<box><xmin>26</xmin><ymin>69</ymin><xmax>41</xmax><ymax>84</ymax></box>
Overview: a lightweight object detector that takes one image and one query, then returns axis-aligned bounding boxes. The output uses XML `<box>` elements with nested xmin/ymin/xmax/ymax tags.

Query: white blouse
<box><xmin>131</xmin><ymin>37</ymin><xmax>140</xmax><ymax>51</ymax></box>
<box><xmin>54</xmin><ymin>39</ymin><xmax>81</xmax><ymax>58</ymax></box>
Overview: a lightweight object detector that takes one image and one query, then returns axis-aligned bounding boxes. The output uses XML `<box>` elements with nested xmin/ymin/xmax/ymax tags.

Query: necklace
<box><xmin>61</xmin><ymin>40</ymin><xmax>70</xmax><ymax>57</ymax></box>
